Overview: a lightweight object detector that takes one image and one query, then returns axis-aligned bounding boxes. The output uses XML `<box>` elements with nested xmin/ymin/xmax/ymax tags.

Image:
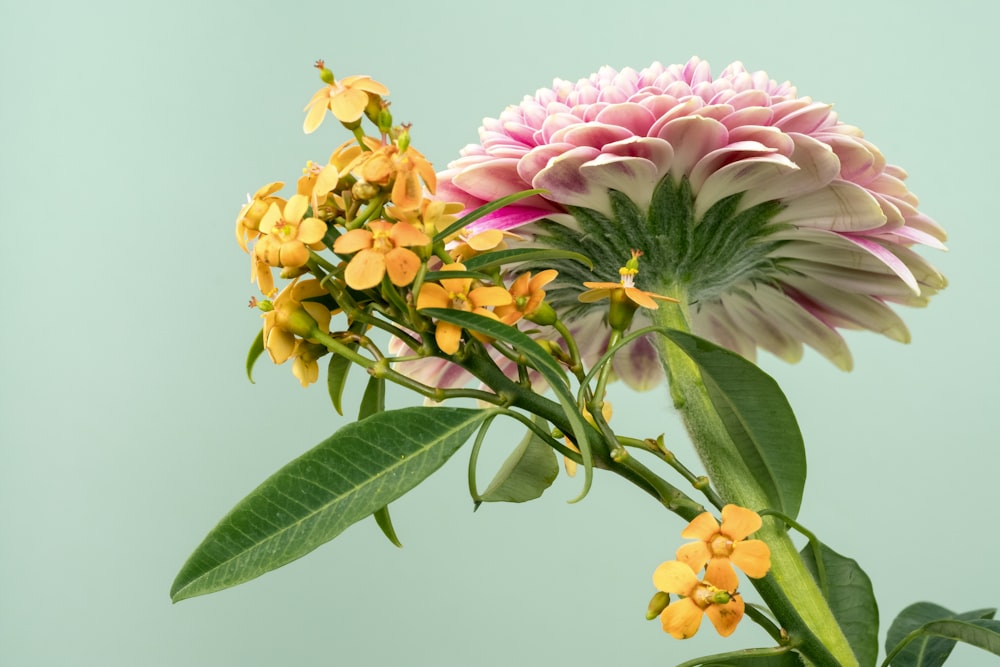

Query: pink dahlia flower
<box><xmin>407</xmin><ymin>58</ymin><xmax>947</xmax><ymax>390</ymax></box>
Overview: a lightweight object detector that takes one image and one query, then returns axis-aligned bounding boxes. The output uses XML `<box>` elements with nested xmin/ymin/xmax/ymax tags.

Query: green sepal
<box><xmin>477</xmin><ymin>418</ymin><xmax>559</xmax><ymax>506</ymax></box>
<box><xmin>462</xmin><ymin>248</ymin><xmax>593</xmax><ymax>273</ymax></box>
<box><xmin>170</xmin><ymin>407</ymin><xmax>487</xmax><ymax>602</ymax></box>
<box><xmin>246</xmin><ymin>328</ymin><xmax>265</xmax><ymax>384</ymax></box>
<box><xmin>433</xmin><ymin>189</ymin><xmax>547</xmax><ymax>243</ymax></box>
<box><xmin>658</xmin><ymin>328</ymin><xmax>806</xmax><ymax>518</ymax></box>
<box><xmin>800</xmin><ymin>542</ymin><xmax>878</xmax><ymax>667</ymax></box>
<box><xmin>884</xmin><ymin>602</ymin><xmax>998</xmax><ymax>666</ymax></box>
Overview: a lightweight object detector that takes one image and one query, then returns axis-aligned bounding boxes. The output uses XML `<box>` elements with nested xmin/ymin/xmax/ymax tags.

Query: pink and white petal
<box><xmin>780</xmin><ymin>274</ymin><xmax>910</xmax><ymax>342</ymax></box>
<box><xmin>736</xmin><ymin>134</ymin><xmax>842</xmax><ymax>211</ymax></box>
<box><xmin>532</xmin><ymin>146</ymin><xmax>615</xmax><ymax>215</ymax></box>
<box><xmin>593</xmin><ymin>102</ymin><xmax>658</xmax><ymax>136</ymax></box>
<box><xmin>690</xmin><ymin>304</ymin><xmax>759</xmax><ymax>362</ymax></box>
<box><xmin>772</xmin><ymin>181</ymin><xmax>887</xmax><ymax>232</ymax></box>
<box><xmin>579</xmin><ymin>154</ymin><xmax>660</xmax><ymax>211</ymax></box>
<box><xmin>717</xmin><ymin>293</ymin><xmax>805</xmax><ymax>364</ymax></box>
<box><xmin>747</xmin><ymin>285</ymin><xmax>853</xmax><ymax>370</ymax></box>
<box><xmin>451</xmin><ymin>157</ymin><xmax>531</xmax><ymax>203</ymax></box>
<box><xmin>657</xmin><ymin>116</ymin><xmax>730</xmax><ymax>179</ymax></box>
<box><xmin>693</xmin><ymin>154</ymin><xmax>799</xmax><ymax>219</ymax></box>
<box><xmin>550</xmin><ymin>122</ymin><xmax>636</xmax><ymax>149</ymax></box>
<box><xmin>518</xmin><ymin>142</ymin><xmax>577</xmax><ymax>183</ymax></box>
<box><xmin>611</xmin><ymin>334</ymin><xmax>665</xmax><ymax>391</ymax></box>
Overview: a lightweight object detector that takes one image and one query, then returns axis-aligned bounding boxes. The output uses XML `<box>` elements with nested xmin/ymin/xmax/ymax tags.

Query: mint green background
<box><xmin>3</xmin><ymin>1</ymin><xmax>996</xmax><ymax>665</ymax></box>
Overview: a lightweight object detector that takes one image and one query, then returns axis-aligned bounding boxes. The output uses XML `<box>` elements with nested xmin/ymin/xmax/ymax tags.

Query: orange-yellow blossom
<box><xmin>495</xmin><ymin>269</ymin><xmax>558</xmax><ymax>325</ymax></box>
<box><xmin>350</xmin><ymin>143</ymin><xmax>436</xmax><ymax>211</ymax></box>
<box><xmin>676</xmin><ymin>505</ymin><xmax>772</xmax><ymax>592</ymax></box>
<box><xmin>652</xmin><ymin>561</ymin><xmax>745</xmax><ymax>639</ymax></box>
<box><xmin>389</xmin><ymin>199</ymin><xmax>465</xmax><ymax>238</ymax></box>
<box><xmin>255</xmin><ymin>194</ymin><xmax>327</xmax><ymax>270</ymax></box>
<box><xmin>303</xmin><ymin>70</ymin><xmax>389</xmax><ymax>133</ymax></box>
<box><xmin>262</xmin><ymin>278</ymin><xmax>333</xmax><ymax>367</ymax></box>
<box><xmin>237</xmin><ymin>182</ymin><xmax>285</xmax><ymax>252</ymax></box>
<box><xmin>333</xmin><ymin>220</ymin><xmax>430</xmax><ymax>290</ymax></box>
<box><xmin>416</xmin><ymin>263</ymin><xmax>512</xmax><ymax>355</ymax></box>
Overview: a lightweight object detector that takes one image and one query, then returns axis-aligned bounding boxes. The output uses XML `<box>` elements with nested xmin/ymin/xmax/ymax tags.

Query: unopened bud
<box><xmin>646</xmin><ymin>591</ymin><xmax>670</xmax><ymax>620</ymax></box>
<box><xmin>525</xmin><ymin>300</ymin><xmax>557</xmax><ymax>326</ymax></box>
<box><xmin>607</xmin><ymin>287</ymin><xmax>639</xmax><ymax>332</ymax></box>
<box><xmin>708</xmin><ymin>589</ymin><xmax>734</xmax><ymax>605</ymax></box>
<box><xmin>352</xmin><ymin>181</ymin><xmax>381</xmax><ymax>202</ymax></box>
<box><xmin>314</xmin><ymin>59</ymin><xmax>334</xmax><ymax>84</ymax></box>
<box><xmin>397</xmin><ymin>128</ymin><xmax>411</xmax><ymax>153</ymax></box>
<box><xmin>276</xmin><ymin>304</ymin><xmax>320</xmax><ymax>339</ymax></box>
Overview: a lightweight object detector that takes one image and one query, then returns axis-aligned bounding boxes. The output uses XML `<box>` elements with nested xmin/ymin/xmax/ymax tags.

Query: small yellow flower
<box><xmin>676</xmin><ymin>505</ymin><xmax>772</xmax><ymax>592</ymax></box>
<box><xmin>579</xmin><ymin>250</ymin><xmax>677</xmax><ymax>310</ymax></box>
<box><xmin>255</xmin><ymin>194</ymin><xmax>328</xmax><ymax>270</ymax></box>
<box><xmin>350</xmin><ymin>142</ymin><xmax>437</xmax><ymax>211</ymax></box>
<box><xmin>495</xmin><ymin>269</ymin><xmax>558</xmax><ymax>325</ymax></box>
<box><xmin>333</xmin><ymin>219</ymin><xmax>430</xmax><ymax>290</ymax></box>
<box><xmin>416</xmin><ymin>263</ymin><xmax>512</xmax><ymax>355</ymax></box>
<box><xmin>236</xmin><ymin>181</ymin><xmax>285</xmax><ymax>252</ymax></box>
<box><xmin>262</xmin><ymin>278</ymin><xmax>333</xmax><ymax>366</ymax></box>
<box><xmin>290</xmin><ymin>340</ymin><xmax>327</xmax><ymax>387</ymax></box>
<box><xmin>303</xmin><ymin>62</ymin><xmax>389</xmax><ymax>133</ymax></box>
<box><xmin>390</xmin><ymin>199</ymin><xmax>465</xmax><ymax>238</ymax></box>
<box><xmin>652</xmin><ymin>560</ymin><xmax>745</xmax><ymax>639</ymax></box>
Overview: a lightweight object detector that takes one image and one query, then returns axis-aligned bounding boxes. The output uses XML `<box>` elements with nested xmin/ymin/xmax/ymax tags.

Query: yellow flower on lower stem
<box><xmin>351</xmin><ymin>141</ymin><xmax>437</xmax><ymax>211</ymax></box>
<box><xmin>291</xmin><ymin>340</ymin><xmax>327</xmax><ymax>387</ymax></box>
<box><xmin>303</xmin><ymin>61</ymin><xmax>389</xmax><ymax>133</ymax></box>
<box><xmin>652</xmin><ymin>561</ymin><xmax>745</xmax><ymax>639</ymax></box>
<box><xmin>579</xmin><ymin>250</ymin><xmax>677</xmax><ymax>310</ymax></box>
<box><xmin>676</xmin><ymin>504</ymin><xmax>772</xmax><ymax>592</ymax></box>
<box><xmin>416</xmin><ymin>263</ymin><xmax>512</xmax><ymax>355</ymax></box>
<box><xmin>494</xmin><ymin>269</ymin><xmax>558</xmax><ymax>326</ymax></box>
<box><xmin>333</xmin><ymin>219</ymin><xmax>430</xmax><ymax>290</ymax></box>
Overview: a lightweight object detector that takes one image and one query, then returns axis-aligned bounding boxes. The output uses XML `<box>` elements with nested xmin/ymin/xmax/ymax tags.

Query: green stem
<box><xmin>649</xmin><ymin>296</ymin><xmax>858</xmax><ymax>667</ymax></box>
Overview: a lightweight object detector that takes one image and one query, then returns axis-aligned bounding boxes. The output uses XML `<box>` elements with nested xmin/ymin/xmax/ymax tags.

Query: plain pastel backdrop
<box><xmin>3</xmin><ymin>1</ymin><xmax>997</xmax><ymax>665</ymax></box>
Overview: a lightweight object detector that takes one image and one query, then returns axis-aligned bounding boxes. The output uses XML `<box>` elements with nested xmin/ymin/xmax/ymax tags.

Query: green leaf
<box><xmin>884</xmin><ymin>602</ymin><xmax>997</xmax><ymax>667</ymax></box>
<box><xmin>246</xmin><ymin>328</ymin><xmax>264</xmax><ymax>384</ymax></box>
<box><xmin>170</xmin><ymin>407</ymin><xmax>487</xmax><ymax>602</ymax></box>
<box><xmin>658</xmin><ymin>329</ymin><xmax>806</xmax><ymax>518</ymax></box>
<box><xmin>678</xmin><ymin>648</ymin><xmax>804</xmax><ymax>666</ymax></box>
<box><xmin>800</xmin><ymin>542</ymin><xmax>878</xmax><ymax>667</ymax></box>
<box><xmin>372</xmin><ymin>505</ymin><xmax>402</xmax><ymax>548</ymax></box>
<box><xmin>326</xmin><ymin>341</ymin><xmax>359</xmax><ymax>416</ymax></box>
<box><xmin>358</xmin><ymin>375</ymin><xmax>385</xmax><ymax>420</ymax></box>
<box><xmin>421</xmin><ymin>269</ymin><xmax>496</xmax><ymax>284</ymax></box>
<box><xmin>433</xmin><ymin>189</ymin><xmax>547</xmax><ymax>242</ymax></box>
<box><xmin>418</xmin><ymin>308</ymin><xmax>594</xmax><ymax>503</ymax></box>
<box><xmin>478</xmin><ymin>419</ymin><xmax>559</xmax><ymax>505</ymax></box>
<box><xmin>462</xmin><ymin>248</ymin><xmax>594</xmax><ymax>273</ymax></box>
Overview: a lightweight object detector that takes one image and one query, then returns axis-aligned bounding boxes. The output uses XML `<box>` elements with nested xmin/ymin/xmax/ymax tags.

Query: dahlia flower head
<box><xmin>420</xmin><ymin>58</ymin><xmax>947</xmax><ymax>390</ymax></box>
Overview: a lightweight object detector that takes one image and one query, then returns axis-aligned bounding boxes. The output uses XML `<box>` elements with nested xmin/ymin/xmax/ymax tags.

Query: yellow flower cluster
<box><xmin>651</xmin><ymin>505</ymin><xmax>772</xmax><ymax>639</ymax></box>
<box><xmin>234</xmin><ymin>62</ymin><xmax>568</xmax><ymax>385</ymax></box>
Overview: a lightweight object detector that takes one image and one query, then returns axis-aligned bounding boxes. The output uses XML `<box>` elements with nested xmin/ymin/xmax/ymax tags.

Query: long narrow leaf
<box><xmin>433</xmin><ymin>189</ymin><xmax>547</xmax><ymax>242</ymax></box>
<box><xmin>462</xmin><ymin>248</ymin><xmax>593</xmax><ymax>273</ymax></box>
<box><xmin>246</xmin><ymin>328</ymin><xmax>264</xmax><ymax>384</ymax></box>
<box><xmin>170</xmin><ymin>407</ymin><xmax>486</xmax><ymax>601</ymax></box>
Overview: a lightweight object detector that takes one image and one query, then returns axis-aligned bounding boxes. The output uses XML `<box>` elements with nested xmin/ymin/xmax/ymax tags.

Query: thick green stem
<box><xmin>649</xmin><ymin>297</ymin><xmax>858</xmax><ymax>667</ymax></box>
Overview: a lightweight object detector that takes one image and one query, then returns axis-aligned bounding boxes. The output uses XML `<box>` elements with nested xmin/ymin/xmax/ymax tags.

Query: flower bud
<box><xmin>276</xmin><ymin>303</ymin><xmax>321</xmax><ymax>339</ymax></box>
<box><xmin>314</xmin><ymin>60</ymin><xmax>334</xmax><ymax>84</ymax></box>
<box><xmin>525</xmin><ymin>300</ymin><xmax>557</xmax><ymax>326</ymax></box>
<box><xmin>607</xmin><ymin>287</ymin><xmax>639</xmax><ymax>332</ymax></box>
<box><xmin>352</xmin><ymin>181</ymin><xmax>381</xmax><ymax>202</ymax></box>
<box><xmin>646</xmin><ymin>591</ymin><xmax>670</xmax><ymax>620</ymax></box>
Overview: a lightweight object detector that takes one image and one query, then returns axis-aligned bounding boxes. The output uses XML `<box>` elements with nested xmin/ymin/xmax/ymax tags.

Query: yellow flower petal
<box><xmin>392</xmin><ymin>169</ymin><xmax>424</xmax><ymax>211</ymax></box>
<box><xmin>625</xmin><ymin>286</ymin><xmax>659</xmax><ymax>309</ymax></box>
<box><xmin>720</xmin><ymin>504</ymin><xmax>763</xmax><ymax>541</ymax></box>
<box><xmin>704</xmin><ymin>595</ymin><xmax>745</xmax><ymax>637</ymax></box>
<box><xmin>389</xmin><ymin>220</ymin><xmax>431</xmax><ymax>247</ymax></box>
<box><xmin>258</xmin><ymin>202</ymin><xmax>283</xmax><ymax>234</ymax></box>
<box><xmin>660</xmin><ymin>598</ymin><xmax>704</xmax><ymax>639</ymax></box>
<box><xmin>704</xmin><ymin>558</ymin><xmax>739</xmax><ymax>592</ymax></box>
<box><xmin>652</xmin><ymin>560</ymin><xmax>698</xmax><ymax>595</ymax></box>
<box><xmin>416</xmin><ymin>282</ymin><xmax>451</xmax><ymax>310</ymax></box>
<box><xmin>675</xmin><ymin>541</ymin><xmax>711</xmax><ymax>574</ymax></box>
<box><xmin>278</xmin><ymin>241</ymin><xmax>309</xmax><ymax>268</ymax></box>
<box><xmin>303</xmin><ymin>100</ymin><xmax>327</xmax><ymax>134</ymax></box>
<box><xmin>384</xmin><ymin>247</ymin><xmax>421</xmax><ymax>287</ymax></box>
<box><xmin>297</xmin><ymin>217</ymin><xmax>327</xmax><ymax>245</ymax></box>
<box><xmin>333</xmin><ymin>228</ymin><xmax>374</xmax><ymax>254</ymax></box>
<box><xmin>681</xmin><ymin>511</ymin><xmax>721</xmax><ymax>541</ymax></box>
<box><xmin>469</xmin><ymin>286</ymin><xmax>513</xmax><ymax>308</ymax></box>
<box><xmin>344</xmin><ymin>249</ymin><xmax>386</xmax><ymax>290</ymax></box>
<box><xmin>265</xmin><ymin>328</ymin><xmax>296</xmax><ymax>364</ymax></box>
<box><xmin>730</xmin><ymin>540</ymin><xmax>771</xmax><ymax>579</ymax></box>
<box><xmin>435</xmin><ymin>321</ymin><xmax>462</xmax><ymax>355</ymax></box>
<box><xmin>329</xmin><ymin>87</ymin><xmax>368</xmax><ymax>123</ymax></box>
<box><xmin>284</xmin><ymin>194</ymin><xmax>309</xmax><ymax>223</ymax></box>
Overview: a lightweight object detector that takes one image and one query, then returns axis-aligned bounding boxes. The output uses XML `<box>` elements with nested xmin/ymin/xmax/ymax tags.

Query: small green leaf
<box><xmin>678</xmin><ymin>647</ymin><xmax>804</xmax><ymax>666</ymax></box>
<box><xmin>462</xmin><ymin>248</ymin><xmax>594</xmax><ymax>273</ymax></box>
<box><xmin>170</xmin><ymin>407</ymin><xmax>487</xmax><ymax>602</ymax></box>
<box><xmin>658</xmin><ymin>329</ymin><xmax>806</xmax><ymax>518</ymax></box>
<box><xmin>372</xmin><ymin>505</ymin><xmax>402</xmax><ymax>548</ymax></box>
<box><xmin>358</xmin><ymin>375</ymin><xmax>385</xmax><ymax>420</ymax></box>
<box><xmin>326</xmin><ymin>341</ymin><xmax>359</xmax><ymax>416</ymax></box>
<box><xmin>884</xmin><ymin>602</ymin><xmax>997</xmax><ymax>667</ymax></box>
<box><xmin>433</xmin><ymin>189</ymin><xmax>547</xmax><ymax>242</ymax></box>
<box><xmin>418</xmin><ymin>309</ymin><xmax>595</xmax><ymax>503</ymax></box>
<box><xmin>479</xmin><ymin>419</ymin><xmax>559</xmax><ymax>505</ymax></box>
<box><xmin>800</xmin><ymin>542</ymin><xmax>878</xmax><ymax>667</ymax></box>
<box><xmin>246</xmin><ymin>328</ymin><xmax>265</xmax><ymax>384</ymax></box>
